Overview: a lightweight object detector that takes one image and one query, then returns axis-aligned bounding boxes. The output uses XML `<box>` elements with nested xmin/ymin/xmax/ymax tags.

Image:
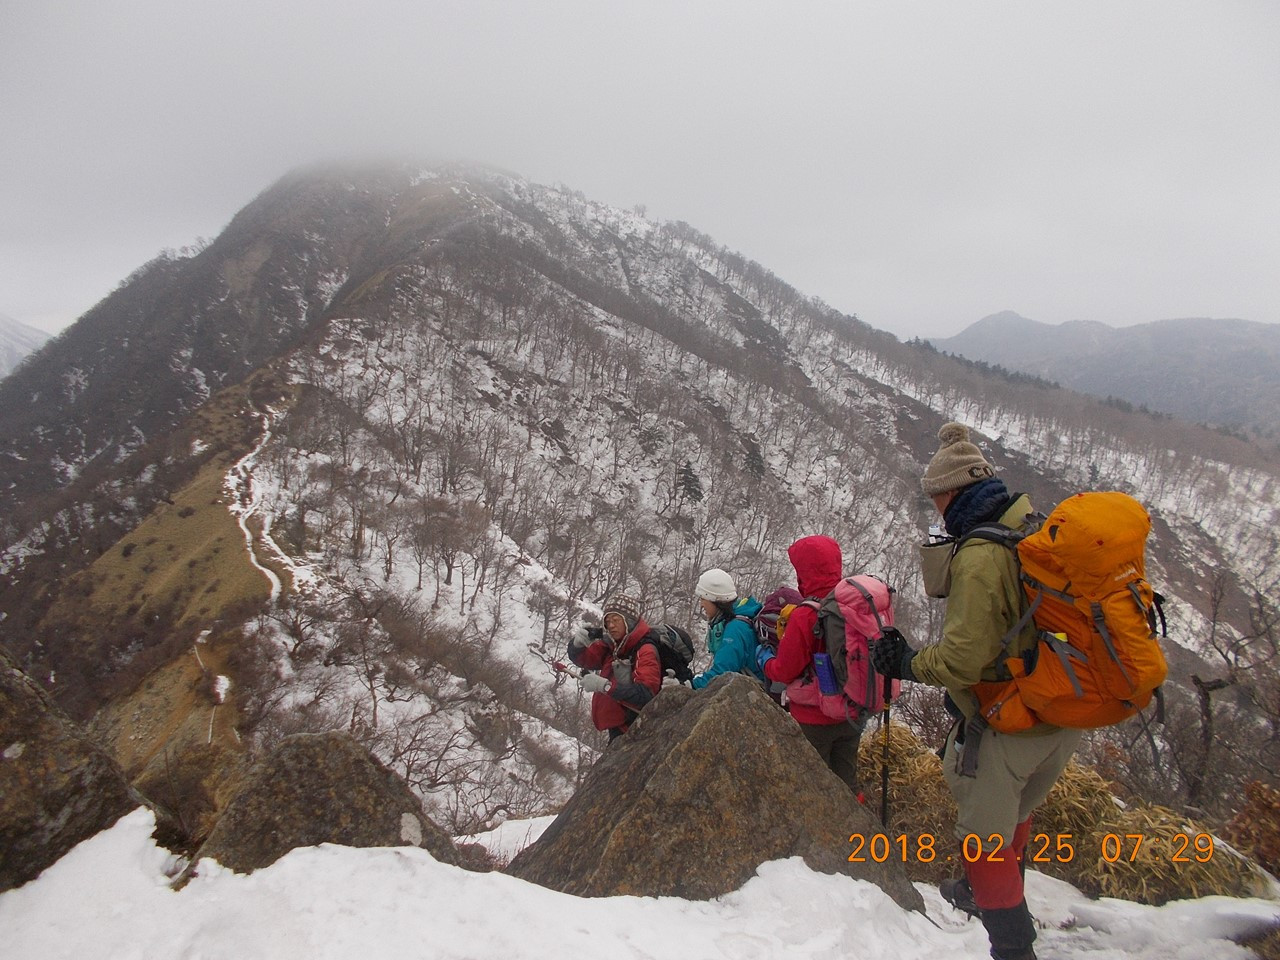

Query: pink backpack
<box><xmin>785</xmin><ymin>575</ymin><xmax>900</xmax><ymax>722</ymax></box>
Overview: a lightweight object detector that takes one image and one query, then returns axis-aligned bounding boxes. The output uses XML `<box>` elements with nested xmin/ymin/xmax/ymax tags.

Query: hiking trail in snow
<box><xmin>223</xmin><ymin>406</ymin><xmax>318</xmax><ymax>603</ymax></box>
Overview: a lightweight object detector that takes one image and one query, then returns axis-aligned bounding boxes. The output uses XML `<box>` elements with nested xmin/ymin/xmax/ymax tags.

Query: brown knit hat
<box><xmin>603</xmin><ymin>594</ymin><xmax>643</xmax><ymax>631</ymax></box>
<box><xmin>921</xmin><ymin>422</ymin><xmax>996</xmax><ymax>496</ymax></box>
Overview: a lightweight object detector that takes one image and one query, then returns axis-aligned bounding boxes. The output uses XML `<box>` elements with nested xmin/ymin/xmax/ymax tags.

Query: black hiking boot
<box><xmin>939</xmin><ymin>876</ymin><xmax>980</xmax><ymax>918</ymax></box>
<box><xmin>982</xmin><ymin>901</ymin><xmax>1037</xmax><ymax>960</ymax></box>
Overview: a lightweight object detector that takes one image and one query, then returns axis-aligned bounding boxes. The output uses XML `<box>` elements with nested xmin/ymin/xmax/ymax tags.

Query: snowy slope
<box><xmin>0</xmin><ymin>312</ymin><xmax>50</xmax><ymax>380</ymax></box>
<box><xmin>158</xmin><ymin>165</ymin><xmax>1279</xmax><ymax>831</ymax></box>
<box><xmin>2</xmin><ymin>809</ymin><xmax>1277</xmax><ymax>960</ymax></box>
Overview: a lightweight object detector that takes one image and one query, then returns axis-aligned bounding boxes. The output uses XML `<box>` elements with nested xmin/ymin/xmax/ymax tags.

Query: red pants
<box><xmin>965</xmin><ymin>816</ymin><xmax>1032</xmax><ymax>909</ymax></box>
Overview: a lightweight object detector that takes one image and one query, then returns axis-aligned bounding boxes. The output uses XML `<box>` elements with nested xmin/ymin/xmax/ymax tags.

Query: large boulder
<box><xmin>190</xmin><ymin>731</ymin><xmax>462</xmax><ymax>874</ymax></box>
<box><xmin>0</xmin><ymin>647</ymin><xmax>147</xmax><ymax>892</ymax></box>
<box><xmin>508</xmin><ymin>674</ymin><xmax>924</xmax><ymax>911</ymax></box>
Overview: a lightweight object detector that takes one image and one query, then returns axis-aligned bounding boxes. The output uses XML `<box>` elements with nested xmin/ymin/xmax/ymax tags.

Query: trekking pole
<box><xmin>880</xmin><ymin>673</ymin><xmax>892</xmax><ymax>829</ymax></box>
<box><xmin>527</xmin><ymin>643</ymin><xmax>582</xmax><ymax>684</ymax></box>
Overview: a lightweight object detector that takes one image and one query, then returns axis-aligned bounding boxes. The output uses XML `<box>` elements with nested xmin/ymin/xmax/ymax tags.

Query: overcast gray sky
<box><xmin>2</xmin><ymin>1</ymin><xmax>1277</xmax><ymax>340</ymax></box>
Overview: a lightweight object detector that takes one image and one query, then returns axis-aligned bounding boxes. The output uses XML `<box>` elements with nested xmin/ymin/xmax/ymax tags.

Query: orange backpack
<box><xmin>966</xmin><ymin>491</ymin><xmax>1168</xmax><ymax>732</ymax></box>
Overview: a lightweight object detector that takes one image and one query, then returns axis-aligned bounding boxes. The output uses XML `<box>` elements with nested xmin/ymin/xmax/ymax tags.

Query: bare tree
<box><xmin>1183</xmin><ymin>572</ymin><xmax>1279</xmax><ymax>808</ymax></box>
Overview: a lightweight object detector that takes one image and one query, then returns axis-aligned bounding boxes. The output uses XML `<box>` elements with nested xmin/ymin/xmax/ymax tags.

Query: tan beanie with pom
<box><xmin>921</xmin><ymin>422</ymin><xmax>996</xmax><ymax>496</ymax></box>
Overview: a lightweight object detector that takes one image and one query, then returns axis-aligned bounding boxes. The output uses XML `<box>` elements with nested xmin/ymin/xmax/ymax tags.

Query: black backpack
<box><xmin>639</xmin><ymin>624</ymin><xmax>696</xmax><ymax>684</ymax></box>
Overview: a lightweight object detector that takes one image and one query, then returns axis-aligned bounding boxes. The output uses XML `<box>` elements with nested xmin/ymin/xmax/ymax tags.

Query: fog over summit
<box><xmin>2</xmin><ymin>3</ymin><xmax>1277</xmax><ymax>339</ymax></box>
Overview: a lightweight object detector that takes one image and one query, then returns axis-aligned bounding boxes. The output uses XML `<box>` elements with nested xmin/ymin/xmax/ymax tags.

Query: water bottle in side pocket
<box><xmin>812</xmin><ymin>652</ymin><xmax>839</xmax><ymax>696</ymax></box>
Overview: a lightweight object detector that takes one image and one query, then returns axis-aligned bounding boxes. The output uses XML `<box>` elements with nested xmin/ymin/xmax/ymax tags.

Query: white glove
<box><xmin>662</xmin><ymin>670</ymin><xmax>684</xmax><ymax>690</ymax></box>
<box><xmin>578</xmin><ymin>672</ymin><xmax>611</xmax><ymax>694</ymax></box>
<box><xmin>570</xmin><ymin>625</ymin><xmax>592</xmax><ymax>650</ymax></box>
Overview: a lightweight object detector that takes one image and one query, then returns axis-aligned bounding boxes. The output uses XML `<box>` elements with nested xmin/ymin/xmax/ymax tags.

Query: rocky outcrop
<box><xmin>190</xmin><ymin>731</ymin><xmax>461</xmax><ymax>875</ymax></box>
<box><xmin>507</xmin><ymin>674</ymin><xmax>924</xmax><ymax>911</ymax></box>
<box><xmin>0</xmin><ymin>648</ymin><xmax>146</xmax><ymax>892</ymax></box>
<box><xmin>90</xmin><ymin>641</ymin><xmax>250</xmax><ymax>848</ymax></box>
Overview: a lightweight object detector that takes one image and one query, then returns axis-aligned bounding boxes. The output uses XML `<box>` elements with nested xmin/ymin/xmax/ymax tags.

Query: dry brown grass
<box><xmin>41</xmin><ymin>369</ymin><xmax>297</xmax><ymax>646</ymax></box>
<box><xmin>1076</xmin><ymin>805</ymin><xmax>1262</xmax><ymax>904</ymax></box>
<box><xmin>858</xmin><ymin>722</ymin><xmax>959</xmax><ymax>884</ymax></box>
<box><xmin>1242</xmin><ymin>925</ymin><xmax>1280</xmax><ymax>960</ymax></box>
<box><xmin>858</xmin><ymin>721</ymin><xmax>1269</xmax><ymax>903</ymax></box>
<box><xmin>89</xmin><ymin>632</ymin><xmax>252</xmax><ymax>852</ymax></box>
<box><xmin>80</xmin><ymin>460</ymin><xmax>272</xmax><ymax>628</ymax></box>
<box><xmin>1225</xmin><ymin>781</ymin><xmax>1280</xmax><ymax>877</ymax></box>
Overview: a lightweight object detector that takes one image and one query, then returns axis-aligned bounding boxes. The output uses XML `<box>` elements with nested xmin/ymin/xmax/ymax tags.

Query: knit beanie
<box><xmin>921</xmin><ymin>422</ymin><xmax>996</xmax><ymax>496</ymax></box>
<box><xmin>603</xmin><ymin>594</ymin><xmax>643</xmax><ymax>632</ymax></box>
<box><xmin>694</xmin><ymin>568</ymin><xmax>737</xmax><ymax>603</ymax></box>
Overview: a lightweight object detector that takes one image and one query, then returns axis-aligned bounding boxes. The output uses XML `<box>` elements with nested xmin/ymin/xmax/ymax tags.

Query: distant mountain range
<box><xmin>927</xmin><ymin>311</ymin><xmax>1280</xmax><ymax>441</ymax></box>
<box><xmin>0</xmin><ymin>313</ymin><xmax>51</xmax><ymax>380</ymax></box>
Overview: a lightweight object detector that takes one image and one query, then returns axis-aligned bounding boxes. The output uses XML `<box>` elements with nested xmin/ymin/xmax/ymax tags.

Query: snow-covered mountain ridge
<box><xmin>1</xmin><ymin>162</ymin><xmax>1277</xmax><ymax>833</ymax></box>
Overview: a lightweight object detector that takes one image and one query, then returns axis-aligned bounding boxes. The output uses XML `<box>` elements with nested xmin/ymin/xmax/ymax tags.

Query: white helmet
<box><xmin>695</xmin><ymin>568</ymin><xmax>737</xmax><ymax>603</ymax></box>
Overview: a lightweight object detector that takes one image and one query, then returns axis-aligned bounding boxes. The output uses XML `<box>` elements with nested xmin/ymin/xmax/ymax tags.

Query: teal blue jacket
<box><xmin>692</xmin><ymin>596</ymin><xmax>765</xmax><ymax>689</ymax></box>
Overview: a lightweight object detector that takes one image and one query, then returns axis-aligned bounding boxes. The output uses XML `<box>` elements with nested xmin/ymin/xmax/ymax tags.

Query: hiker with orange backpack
<box><xmin>871</xmin><ymin>423</ymin><xmax>1081</xmax><ymax>960</ymax></box>
<box><xmin>757</xmin><ymin>535</ymin><xmax>865</xmax><ymax>793</ymax></box>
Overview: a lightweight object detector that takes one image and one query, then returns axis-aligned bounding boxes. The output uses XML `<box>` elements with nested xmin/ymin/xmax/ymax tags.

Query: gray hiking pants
<box><xmin>942</xmin><ymin>720</ymin><xmax>1081</xmax><ymax>847</ymax></box>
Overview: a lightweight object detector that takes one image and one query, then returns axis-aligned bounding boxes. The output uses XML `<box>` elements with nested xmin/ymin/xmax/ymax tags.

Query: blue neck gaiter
<box><xmin>944</xmin><ymin>477</ymin><xmax>1011</xmax><ymax>537</ymax></box>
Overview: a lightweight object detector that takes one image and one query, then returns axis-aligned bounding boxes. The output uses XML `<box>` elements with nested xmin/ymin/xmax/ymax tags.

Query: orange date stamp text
<box><xmin>847</xmin><ymin>832</ymin><xmax>1215</xmax><ymax>864</ymax></box>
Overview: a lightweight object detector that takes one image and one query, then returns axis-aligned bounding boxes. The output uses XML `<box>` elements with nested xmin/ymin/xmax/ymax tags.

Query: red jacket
<box><xmin>764</xmin><ymin>535</ymin><xmax>845</xmax><ymax>726</ymax></box>
<box><xmin>570</xmin><ymin>619</ymin><xmax>663</xmax><ymax>733</ymax></box>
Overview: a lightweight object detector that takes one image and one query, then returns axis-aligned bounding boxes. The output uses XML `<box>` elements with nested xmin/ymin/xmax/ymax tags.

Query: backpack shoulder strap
<box><xmin>956</xmin><ymin>493</ymin><xmax>1044</xmax><ymax>551</ymax></box>
<box><xmin>845</xmin><ymin>575</ymin><xmax>889</xmax><ymax>635</ymax></box>
<box><xmin>633</xmin><ymin>631</ymin><xmax>660</xmax><ymax>661</ymax></box>
<box><xmin>730</xmin><ymin>615</ymin><xmax>762</xmax><ymax>653</ymax></box>
<box><xmin>632</xmin><ymin>632</ymin><xmax>668</xmax><ymax>676</ymax></box>
<box><xmin>798</xmin><ymin>596</ymin><xmax>826</xmax><ymax>642</ymax></box>
<box><xmin>957</xmin><ymin>512</ymin><xmax>1047</xmax><ymax>674</ymax></box>
<box><xmin>959</xmin><ymin>522</ymin><xmax>1021</xmax><ymax>550</ymax></box>
<box><xmin>641</xmin><ymin>627</ymin><xmax>695</xmax><ymax>682</ymax></box>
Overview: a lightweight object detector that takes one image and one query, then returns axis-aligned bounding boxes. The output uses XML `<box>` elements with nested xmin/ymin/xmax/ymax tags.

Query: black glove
<box><xmin>870</xmin><ymin>628</ymin><xmax>916</xmax><ymax>682</ymax></box>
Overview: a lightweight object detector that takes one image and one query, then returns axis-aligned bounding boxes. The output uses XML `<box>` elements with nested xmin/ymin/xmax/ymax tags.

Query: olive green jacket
<box><xmin>912</xmin><ymin>494</ymin><xmax>1039</xmax><ymax>721</ymax></box>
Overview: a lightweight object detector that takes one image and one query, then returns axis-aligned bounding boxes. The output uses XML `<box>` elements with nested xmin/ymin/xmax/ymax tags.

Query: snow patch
<box><xmin>1</xmin><ymin>809</ymin><xmax>1276</xmax><ymax>960</ymax></box>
